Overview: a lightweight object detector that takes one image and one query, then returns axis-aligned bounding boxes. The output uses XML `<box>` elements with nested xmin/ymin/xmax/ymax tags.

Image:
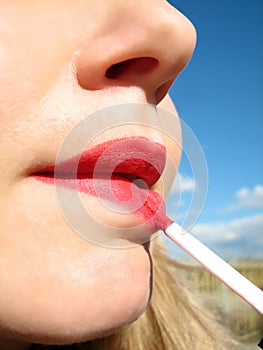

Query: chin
<box><xmin>0</xmin><ymin>238</ymin><xmax>152</xmax><ymax>346</ymax></box>
<box><xmin>29</xmin><ymin>296</ymin><xmax>148</xmax><ymax>346</ymax></box>
<box><xmin>31</xmin><ymin>282</ymin><xmax>150</xmax><ymax>345</ymax></box>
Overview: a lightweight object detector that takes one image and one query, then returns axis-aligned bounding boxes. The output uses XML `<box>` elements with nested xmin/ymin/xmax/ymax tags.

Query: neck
<box><xmin>0</xmin><ymin>337</ymin><xmax>31</xmax><ymax>350</ymax></box>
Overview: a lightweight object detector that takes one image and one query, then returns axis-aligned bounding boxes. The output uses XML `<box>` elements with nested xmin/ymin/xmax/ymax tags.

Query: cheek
<box><xmin>0</xmin><ymin>224</ymin><xmax>151</xmax><ymax>344</ymax></box>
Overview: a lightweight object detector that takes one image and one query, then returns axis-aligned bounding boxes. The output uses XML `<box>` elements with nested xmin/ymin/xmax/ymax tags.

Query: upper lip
<box><xmin>32</xmin><ymin>136</ymin><xmax>166</xmax><ymax>187</ymax></box>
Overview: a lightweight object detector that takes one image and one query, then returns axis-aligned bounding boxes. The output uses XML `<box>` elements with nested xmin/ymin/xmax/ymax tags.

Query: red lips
<box><xmin>32</xmin><ymin>136</ymin><xmax>168</xmax><ymax>229</ymax></box>
<box><xmin>37</xmin><ymin>136</ymin><xmax>166</xmax><ymax>186</ymax></box>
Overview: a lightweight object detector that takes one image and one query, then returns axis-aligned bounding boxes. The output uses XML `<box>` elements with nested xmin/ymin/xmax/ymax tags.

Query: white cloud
<box><xmin>190</xmin><ymin>214</ymin><xmax>263</xmax><ymax>259</ymax></box>
<box><xmin>222</xmin><ymin>185</ymin><xmax>263</xmax><ymax>212</ymax></box>
<box><xmin>167</xmin><ymin>184</ymin><xmax>263</xmax><ymax>260</ymax></box>
<box><xmin>170</xmin><ymin>173</ymin><xmax>195</xmax><ymax>194</ymax></box>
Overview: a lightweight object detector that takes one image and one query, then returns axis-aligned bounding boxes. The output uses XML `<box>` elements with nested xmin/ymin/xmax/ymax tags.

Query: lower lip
<box><xmin>33</xmin><ymin>174</ymin><xmax>171</xmax><ymax>231</ymax></box>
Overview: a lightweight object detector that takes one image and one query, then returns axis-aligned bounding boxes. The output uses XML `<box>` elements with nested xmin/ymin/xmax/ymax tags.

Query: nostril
<box><xmin>106</xmin><ymin>59</ymin><xmax>134</xmax><ymax>79</ymax></box>
<box><xmin>105</xmin><ymin>57</ymin><xmax>158</xmax><ymax>80</ymax></box>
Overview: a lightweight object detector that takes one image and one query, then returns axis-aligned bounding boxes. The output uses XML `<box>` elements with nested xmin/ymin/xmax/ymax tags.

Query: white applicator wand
<box><xmin>164</xmin><ymin>220</ymin><xmax>263</xmax><ymax>315</ymax></box>
<box><xmin>146</xmin><ymin>192</ymin><xmax>263</xmax><ymax>315</ymax></box>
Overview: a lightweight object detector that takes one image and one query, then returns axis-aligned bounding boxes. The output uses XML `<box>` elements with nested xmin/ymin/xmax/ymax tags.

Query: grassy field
<box><xmin>177</xmin><ymin>260</ymin><xmax>263</xmax><ymax>344</ymax></box>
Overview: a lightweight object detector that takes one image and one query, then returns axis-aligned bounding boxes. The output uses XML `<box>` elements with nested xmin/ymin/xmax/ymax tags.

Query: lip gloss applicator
<box><xmin>146</xmin><ymin>192</ymin><xmax>263</xmax><ymax>315</ymax></box>
<box><xmin>164</xmin><ymin>220</ymin><xmax>263</xmax><ymax>315</ymax></box>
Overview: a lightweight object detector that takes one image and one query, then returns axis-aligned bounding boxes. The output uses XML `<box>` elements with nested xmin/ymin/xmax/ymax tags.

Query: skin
<box><xmin>0</xmin><ymin>1</ymin><xmax>196</xmax><ymax>349</ymax></box>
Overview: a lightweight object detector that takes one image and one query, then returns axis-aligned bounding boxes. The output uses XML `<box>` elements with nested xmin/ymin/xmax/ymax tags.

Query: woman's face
<box><xmin>0</xmin><ymin>0</ymin><xmax>195</xmax><ymax>345</ymax></box>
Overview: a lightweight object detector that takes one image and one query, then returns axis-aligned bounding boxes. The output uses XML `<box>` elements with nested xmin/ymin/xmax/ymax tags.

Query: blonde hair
<box><xmin>32</xmin><ymin>238</ymin><xmax>243</xmax><ymax>350</ymax></box>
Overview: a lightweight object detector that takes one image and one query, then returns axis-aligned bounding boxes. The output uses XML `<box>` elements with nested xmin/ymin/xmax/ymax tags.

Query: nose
<box><xmin>76</xmin><ymin>1</ymin><xmax>196</xmax><ymax>104</ymax></box>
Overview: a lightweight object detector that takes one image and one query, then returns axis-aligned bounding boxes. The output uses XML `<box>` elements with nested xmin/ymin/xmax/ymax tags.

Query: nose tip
<box><xmin>76</xmin><ymin>2</ymin><xmax>196</xmax><ymax>104</ymax></box>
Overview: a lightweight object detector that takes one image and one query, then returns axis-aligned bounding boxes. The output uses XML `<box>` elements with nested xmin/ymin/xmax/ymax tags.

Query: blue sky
<box><xmin>164</xmin><ymin>0</ymin><xmax>263</xmax><ymax>260</ymax></box>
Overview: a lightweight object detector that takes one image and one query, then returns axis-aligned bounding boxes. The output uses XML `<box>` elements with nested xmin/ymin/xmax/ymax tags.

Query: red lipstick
<box><xmin>32</xmin><ymin>136</ymin><xmax>169</xmax><ymax>229</ymax></box>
